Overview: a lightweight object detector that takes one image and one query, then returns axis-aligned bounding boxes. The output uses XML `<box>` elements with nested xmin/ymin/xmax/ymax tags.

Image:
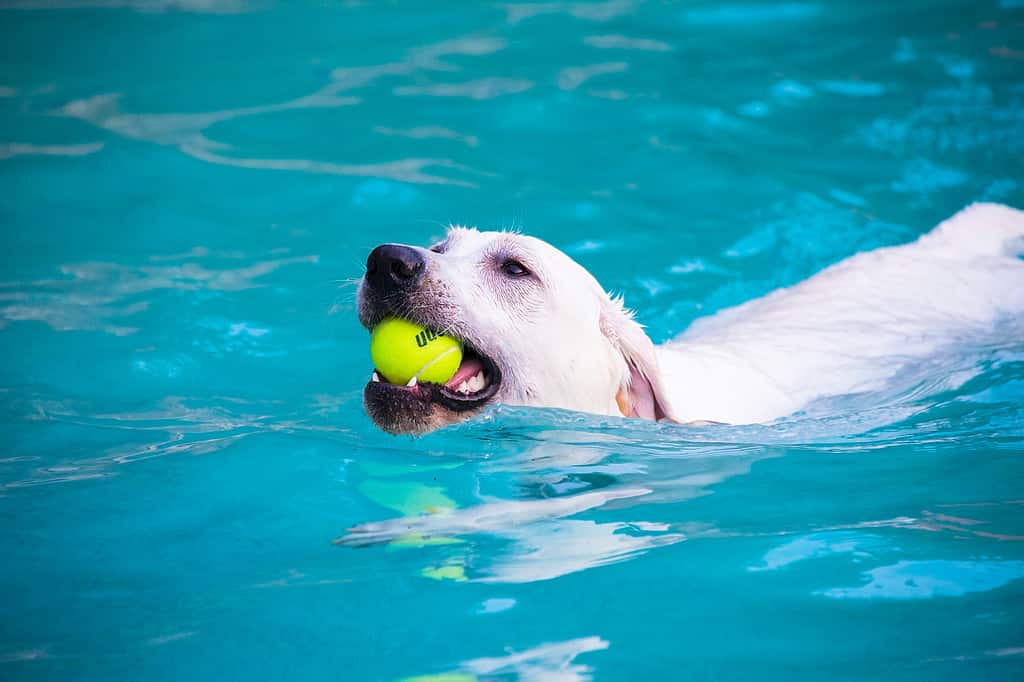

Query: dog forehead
<box><xmin>445</xmin><ymin>228</ymin><xmax>589</xmax><ymax>271</ymax></box>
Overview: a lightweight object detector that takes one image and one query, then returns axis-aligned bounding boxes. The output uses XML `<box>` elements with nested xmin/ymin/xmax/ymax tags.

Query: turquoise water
<box><xmin>2</xmin><ymin>1</ymin><xmax>1024</xmax><ymax>679</ymax></box>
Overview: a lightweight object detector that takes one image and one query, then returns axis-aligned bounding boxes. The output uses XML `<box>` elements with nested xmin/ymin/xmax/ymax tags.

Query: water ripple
<box><xmin>0</xmin><ymin>252</ymin><xmax>317</xmax><ymax>334</ymax></box>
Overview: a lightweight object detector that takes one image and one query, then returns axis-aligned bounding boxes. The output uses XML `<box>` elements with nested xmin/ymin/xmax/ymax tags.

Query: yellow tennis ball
<box><xmin>370</xmin><ymin>317</ymin><xmax>462</xmax><ymax>386</ymax></box>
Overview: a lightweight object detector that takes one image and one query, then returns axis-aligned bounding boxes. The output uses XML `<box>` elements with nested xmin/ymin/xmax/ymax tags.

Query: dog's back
<box><xmin>658</xmin><ymin>203</ymin><xmax>1024</xmax><ymax>424</ymax></box>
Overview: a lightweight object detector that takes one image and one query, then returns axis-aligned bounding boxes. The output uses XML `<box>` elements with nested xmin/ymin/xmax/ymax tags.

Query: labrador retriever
<box><xmin>357</xmin><ymin>202</ymin><xmax>1024</xmax><ymax>434</ymax></box>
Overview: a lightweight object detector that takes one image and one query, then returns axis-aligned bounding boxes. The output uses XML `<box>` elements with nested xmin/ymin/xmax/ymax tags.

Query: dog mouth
<box><xmin>364</xmin><ymin>338</ymin><xmax>502</xmax><ymax>413</ymax></box>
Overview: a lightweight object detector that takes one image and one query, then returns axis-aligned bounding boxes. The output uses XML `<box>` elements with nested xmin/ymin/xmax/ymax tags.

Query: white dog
<box><xmin>358</xmin><ymin>203</ymin><xmax>1024</xmax><ymax>434</ymax></box>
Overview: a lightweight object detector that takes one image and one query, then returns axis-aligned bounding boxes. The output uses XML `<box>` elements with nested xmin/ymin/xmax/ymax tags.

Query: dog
<box><xmin>358</xmin><ymin>202</ymin><xmax>1024</xmax><ymax>435</ymax></box>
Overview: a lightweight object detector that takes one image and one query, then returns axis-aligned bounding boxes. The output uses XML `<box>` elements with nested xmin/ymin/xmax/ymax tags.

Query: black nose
<box><xmin>365</xmin><ymin>244</ymin><xmax>425</xmax><ymax>294</ymax></box>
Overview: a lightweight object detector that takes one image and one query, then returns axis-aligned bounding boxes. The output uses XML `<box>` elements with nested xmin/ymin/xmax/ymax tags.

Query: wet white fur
<box><xmin>660</xmin><ymin>202</ymin><xmax>1024</xmax><ymax>423</ymax></box>
<box><xmin>435</xmin><ymin>203</ymin><xmax>1024</xmax><ymax>425</ymax></box>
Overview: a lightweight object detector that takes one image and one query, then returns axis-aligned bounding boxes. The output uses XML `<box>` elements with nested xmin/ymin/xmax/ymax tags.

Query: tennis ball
<box><xmin>370</xmin><ymin>317</ymin><xmax>462</xmax><ymax>386</ymax></box>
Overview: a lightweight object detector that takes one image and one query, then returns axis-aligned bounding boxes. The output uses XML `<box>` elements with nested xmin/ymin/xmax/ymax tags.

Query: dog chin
<box><xmin>363</xmin><ymin>382</ymin><xmax>485</xmax><ymax>434</ymax></box>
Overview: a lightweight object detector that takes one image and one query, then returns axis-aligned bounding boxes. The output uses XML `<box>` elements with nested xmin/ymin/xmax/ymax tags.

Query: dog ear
<box><xmin>600</xmin><ymin>295</ymin><xmax>677</xmax><ymax>422</ymax></box>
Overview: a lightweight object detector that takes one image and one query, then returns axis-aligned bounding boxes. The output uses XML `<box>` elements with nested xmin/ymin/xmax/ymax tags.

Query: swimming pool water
<box><xmin>1</xmin><ymin>1</ymin><xmax>1023</xmax><ymax>680</ymax></box>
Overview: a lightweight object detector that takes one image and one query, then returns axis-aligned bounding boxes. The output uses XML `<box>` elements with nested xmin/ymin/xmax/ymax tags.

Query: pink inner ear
<box><xmin>627</xmin><ymin>365</ymin><xmax>659</xmax><ymax>420</ymax></box>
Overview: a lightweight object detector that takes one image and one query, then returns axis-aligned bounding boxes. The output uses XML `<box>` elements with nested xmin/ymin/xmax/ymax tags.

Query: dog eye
<box><xmin>500</xmin><ymin>259</ymin><xmax>530</xmax><ymax>277</ymax></box>
<box><xmin>429</xmin><ymin>241</ymin><xmax>448</xmax><ymax>254</ymax></box>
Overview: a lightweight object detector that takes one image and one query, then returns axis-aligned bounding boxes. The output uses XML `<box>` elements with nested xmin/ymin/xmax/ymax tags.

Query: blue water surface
<box><xmin>2</xmin><ymin>1</ymin><xmax>1024</xmax><ymax>680</ymax></box>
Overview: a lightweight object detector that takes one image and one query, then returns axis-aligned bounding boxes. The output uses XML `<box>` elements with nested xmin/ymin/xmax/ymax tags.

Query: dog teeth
<box><xmin>467</xmin><ymin>371</ymin><xmax>486</xmax><ymax>393</ymax></box>
<box><xmin>372</xmin><ymin>372</ymin><xmax>381</xmax><ymax>383</ymax></box>
<box><xmin>453</xmin><ymin>371</ymin><xmax>487</xmax><ymax>395</ymax></box>
<box><xmin>406</xmin><ymin>376</ymin><xmax>417</xmax><ymax>387</ymax></box>
<box><xmin>451</xmin><ymin>371</ymin><xmax>489</xmax><ymax>396</ymax></box>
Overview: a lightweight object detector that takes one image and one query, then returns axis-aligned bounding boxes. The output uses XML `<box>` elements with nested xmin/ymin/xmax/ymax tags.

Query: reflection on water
<box><xmin>57</xmin><ymin>35</ymin><xmax>517</xmax><ymax>186</ymax></box>
<box><xmin>0</xmin><ymin>142</ymin><xmax>103</xmax><ymax>160</ymax></box>
<box><xmin>0</xmin><ymin>251</ymin><xmax>317</xmax><ymax>335</ymax></box>
<box><xmin>748</xmin><ymin>531</ymin><xmax>882</xmax><ymax>572</ymax></box>
<box><xmin>337</xmin><ymin>487</ymin><xmax>653</xmax><ymax>547</ymax></box>
<box><xmin>822</xmin><ymin>560</ymin><xmax>1024</xmax><ymax>600</ymax></box>
<box><xmin>477</xmin><ymin>518</ymin><xmax>686</xmax><ymax>584</ymax></box>
<box><xmin>401</xmin><ymin>635</ymin><xmax>609</xmax><ymax>682</ymax></box>
<box><xmin>338</xmin><ymin>482</ymin><xmax>692</xmax><ymax>583</ymax></box>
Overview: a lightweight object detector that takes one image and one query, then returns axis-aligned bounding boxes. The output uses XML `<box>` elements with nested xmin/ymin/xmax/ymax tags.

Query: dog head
<box><xmin>357</xmin><ymin>227</ymin><xmax>674</xmax><ymax>434</ymax></box>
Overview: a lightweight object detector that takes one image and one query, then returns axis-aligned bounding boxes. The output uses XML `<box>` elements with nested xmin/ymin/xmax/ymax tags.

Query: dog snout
<box><xmin>365</xmin><ymin>244</ymin><xmax>425</xmax><ymax>294</ymax></box>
